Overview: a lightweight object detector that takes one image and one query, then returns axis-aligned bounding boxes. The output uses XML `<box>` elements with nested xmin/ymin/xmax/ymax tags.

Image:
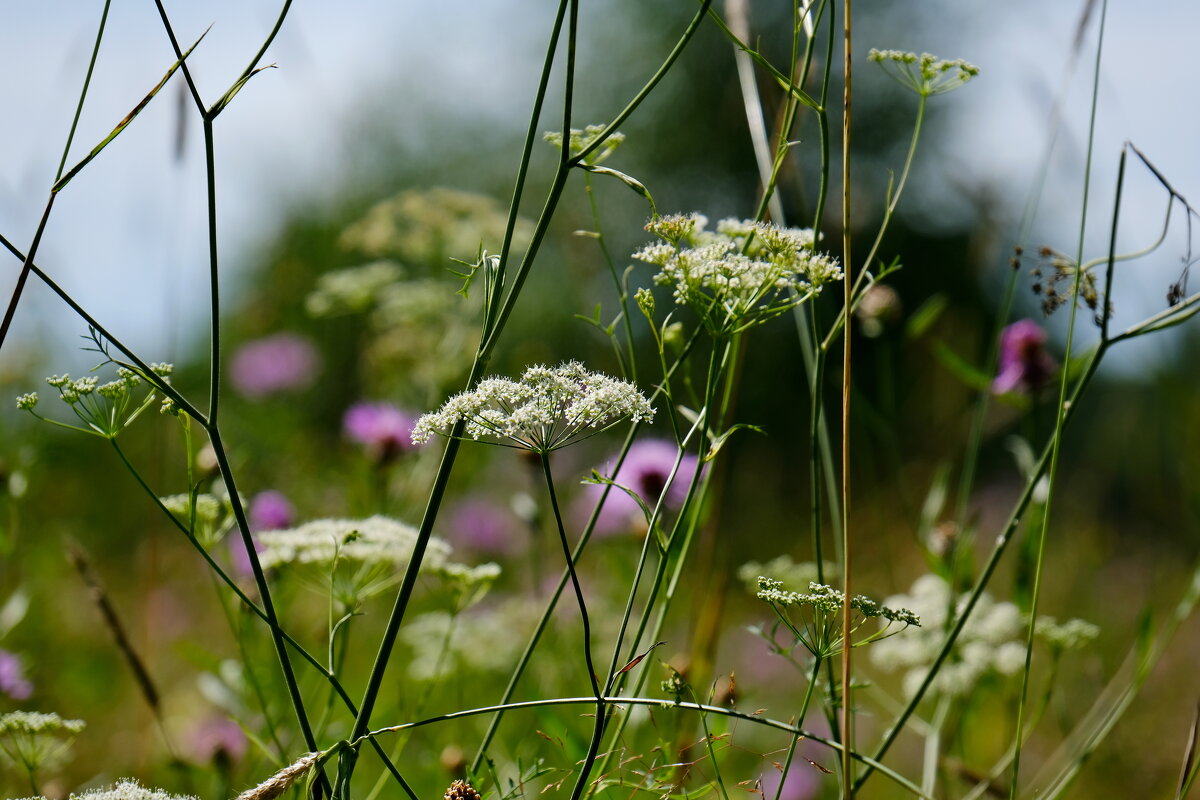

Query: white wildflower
<box><xmin>412</xmin><ymin>361</ymin><xmax>654</xmax><ymax>453</ymax></box>
<box><xmin>400</xmin><ymin>600</ymin><xmax>533</xmax><ymax>681</ymax></box>
<box><xmin>306</xmin><ymin>261</ymin><xmax>404</xmax><ymax>317</ymax></box>
<box><xmin>635</xmin><ymin>214</ymin><xmax>841</xmax><ymax>336</ymax></box>
<box><xmin>868</xmin><ymin>49</ymin><xmax>979</xmax><ymax>96</ymax></box>
<box><xmin>870</xmin><ymin>574</ymin><xmax>1030</xmax><ymax>697</ymax></box>
<box><xmin>258</xmin><ymin>516</ymin><xmax>449</xmax><ymax>570</ymax></box>
<box><xmin>1035</xmin><ymin>616</ymin><xmax>1100</xmax><ymax>651</ymax></box>
<box><xmin>63</xmin><ymin>779</ymin><xmax>197</xmax><ymax>800</ymax></box>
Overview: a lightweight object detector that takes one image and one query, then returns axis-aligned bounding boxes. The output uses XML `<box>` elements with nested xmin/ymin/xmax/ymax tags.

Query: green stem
<box><xmin>773</xmin><ymin>655</ymin><xmax>824</xmax><ymax>800</ymax></box>
<box><xmin>359</xmin><ymin>695</ymin><xmax>930</xmax><ymax>799</ymax></box>
<box><xmin>1010</xmin><ymin>5</ymin><xmax>1107</xmax><ymax>796</ymax></box>
<box><xmin>853</xmin><ymin>344</ymin><xmax>1107</xmax><ymax>792</ymax></box>
<box><xmin>838</xmin><ymin>0</ymin><xmax>854</xmax><ymax>794</ymax></box>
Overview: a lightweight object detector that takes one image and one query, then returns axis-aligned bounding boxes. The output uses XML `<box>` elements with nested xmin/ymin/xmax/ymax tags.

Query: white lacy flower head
<box><xmin>24</xmin><ymin>779</ymin><xmax>199</xmax><ymax>800</ymax></box>
<box><xmin>258</xmin><ymin>516</ymin><xmax>453</xmax><ymax>604</ymax></box>
<box><xmin>634</xmin><ymin>213</ymin><xmax>841</xmax><ymax>336</ymax></box>
<box><xmin>158</xmin><ymin>493</ymin><xmax>234</xmax><ymax>548</ymax></box>
<box><xmin>0</xmin><ymin>711</ymin><xmax>86</xmax><ymax>776</ymax></box>
<box><xmin>411</xmin><ymin>361</ymin><xmax>654</xmax><ymax>453</ymax></box>
<box><xmin>868</xmin><ymin>49</ymin><xmax>980</xmax><ymax>96</ymax></box>
<box><xmin>870</xmin><ymin>574</ymin><xmax>1034</xmax><ymax>698</ymax></box>
<box><xmin>400</xmin><ymin>598</ymin><xmax>534</xmax><ymax>681</ymax></box>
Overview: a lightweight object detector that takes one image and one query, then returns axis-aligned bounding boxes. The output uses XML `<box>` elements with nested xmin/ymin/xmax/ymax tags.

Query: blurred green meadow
<box><xmin>1</xmin><ymin>3</ymin><xmax>1199</xmax><ymax>800</ymax></box>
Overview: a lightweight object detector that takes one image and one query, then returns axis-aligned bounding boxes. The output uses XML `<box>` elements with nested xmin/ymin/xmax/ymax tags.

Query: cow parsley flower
<box><xmin>868</xmin><ymin>49</ymin><xmax>979</xmax><ymax>96</ymax></box>
<box><xmin>869</xmin><ymin>574</ymin><xmax>1031</xmax><ymax>698</ymax></box>
<box><xmin>40</xmin><ymin>779</ymin><xmax>199</xmax><ymax>800</ymax></box>
<box><xmin>544</xmin><ymin>124</ymin><xmax>625</xmax><ymax>165</ymax></box>
<box><xmin>17</xmin><ymin>364</ymin><xmax>172</xmax><ymax>439</ymax></box>
<box><xmin>412</xmin><ymin>361</ymin><xmax>654</xmax><ymax>453</ymax></box>
<box><xmin>634</xmin><ymin>214</ymin><xmax>841</xmax><ymax>336</ymax></box>
<box><xmin>0</xmin><ymin>711</ymin><xmax>85</xmax><ymax>782</ymax></box>
<box><xmin>755</xmin><ymin>577</ymin><xmax>918</xmax><ymax>659</ymax></box>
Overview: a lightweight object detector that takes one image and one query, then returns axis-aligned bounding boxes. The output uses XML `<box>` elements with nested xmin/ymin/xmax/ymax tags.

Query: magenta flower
<box><xmin>249</xmin><ymin>491</ymin><xmax>294</xmax><ymax>531</ymax></box>
<box><xmin>993</xmin><ymin>319</ymin><xmax>1057</xmax><ymax>395</ymax></box>
<box><xmin>229</xmin><ymin>333</ymin><xmax>320</xmax><ymax>399</ymax></box>
<box><xmin>189</xmin><ymin>716</ymin><xmax>248</xmax><ymax>764</ymax></box>
<box><xmin>231</xmin><ymin>491</ymin><xmax>293</xmax><ymax>576</ymax></box>
<box><xmin>583</xmin><ymin>439</ymin><xmax>700</xmax><ymax>536</ymax></box>
<box><xmin>758</xmin><ymin>761</ymin><xmax>820</xmax><ymax>800</ymax></box>
<box><xmin>0</xmin><ymin>649</ymin><xmax>32</xmax><ymax>700</ymax></box>
<box><xmin>448</xmin><ymin>498</ymin><xmax>523</xmax><ymax>555</ymax></box>
<box><xmin>343</xmin><ymin>402</ymin><xmax>416</xmax><ymax>463</ymax></box>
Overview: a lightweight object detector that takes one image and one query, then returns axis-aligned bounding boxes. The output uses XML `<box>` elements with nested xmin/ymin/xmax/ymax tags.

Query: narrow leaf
<box><xmin>579</xmin><ymin>164</ymin><xmax>657</xmax><ymax>216</ymax></box>
<box><xmin>54</xmin><ymin>28</ymin><xmax>209</xmax><ymax>193</ymax></box>
<box><xmin>616</xmin><ymin>641</ymin><xmax>667</xmax><ymax>676</ymax></box>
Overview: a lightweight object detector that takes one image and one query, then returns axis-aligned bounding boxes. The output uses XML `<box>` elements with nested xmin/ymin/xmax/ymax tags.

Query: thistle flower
<box><xmin>634</xmin><ymin>214</ymin><xmax>841</xmax><ymax>336</ymax></box>
<box><xmin>448</xmin><ymin>499</ymin><xmax>524</xmax><ymax>555</ymax></box>
<box><xmin>759</xmin><ymin>762</ymin><xmax>820</xmax><ymax>800</ymax></box>
<box><xmin>248</xmin><ymin>491</ymin><xmax>294</xmax><ymax>532</ymax></box>
<box><xmin>993</xmin><ymin>319</ymin><xmax>1057</xmax><ymax>396</ymax></box>
<box><xmin>868</xmin><ymin>49</ymin><xmax>979</xmax><ymax>96</ymax></box>
<box><xmin>189</xmin><ymin>716</ymin><xmax>248</xmax><ymax>765</ymax></box>
<box><xmin>0</xmin><ymin>649</ymin><xmax>32</xmax><ymax>700</ymax></box>
<box><xmin>412</xmin><ymin>361</ymin><xmax>654</xmax><ymax>453</ymax></box>
<box><xmin>343</xmin><ymin>402</ymin><xmax>417</xmax><ymax>463</ymax></box>
<box><xmin>582</xmin><ymin>438</ymin><xmax>701</xmax><ymax>536</ymax></box>
<box><xmin>228</xmin><ymin>334</ymin><xmax>320</xmax><ymax>399</ymax></box>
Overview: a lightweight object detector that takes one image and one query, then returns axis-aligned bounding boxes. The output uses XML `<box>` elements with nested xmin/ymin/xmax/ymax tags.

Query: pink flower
<box><xmin>993</xmin><ymin>319</ymin><xmax>1057</xmax><ymax>395</ymax></box>
<box><xmin>0</xmin><ymin>649</ymin><xmax>32</xmax><ymax>700</ymax></box>
<box><xmin>343</xmin><ymin>402</ymin><xmax>416</xmax><ymax>463</ymax></box>
<box><xmin>190</xmin><ymin>716</ymin><xmax>248</xmax><ymax>764</ymax></box>
<box><xmin>448</xmin><ymin>498</ymin><xmax>523</xmax><ymax>555</ymax></box>
<box><xmin>229</xmin><ymin>333</ymin><xmax>320</xmax><ymax>399</ymax></box>
<box><xmin>231</xmin><ymin>491</ymin><xmax>293</xmax><ymax>576</ymax></box>
<box><xmin>582</xmin><ymin>439</ymin><xmax>700</xmax><ymax>536</ymax></box>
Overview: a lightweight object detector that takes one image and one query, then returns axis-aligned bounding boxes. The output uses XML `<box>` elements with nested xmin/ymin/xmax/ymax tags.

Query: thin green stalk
<box><xmin>1009</xmin><ymin>4</ymin><xmax>1107</xmax><ymax>796</ymax></box>
<box><xmin>467</xmin><ymin>330</ymin><xmax>703</xmax><ymax>776</ymax></box>
<box><xmin>358</xmin><ymin>695</ymin><xmax>930</xmax><ymax>799</ymax></box>
<box><xmin>543</xmin><ymin>450</ymin><xmax>608</xmax><ymax>800</ymax></box>
<box><xmin>55</xmin><ymin>0</ymin><xmax>111</xmax><ymax>180</ymax></box>
<box><xmin>583</xmin><ymin>170</ymin><xmax>637</xmax><ymax>382</ymax></box>
<box><xmin>206</xmin><ymin>428</ymin><xmax>332</xmax><ymax>798</ymax></box>
<box><xmin>838</xmin><ymin>0</ymin><xmax>854</xmax><ymax>794</ymax></box>
<box><xmin>853</xmin><ymin>344</ymin><xmax>1107</xmax><ymax>792</ymax></box>
<box><xmin>0</xmin><ymin>197</ymin><xmax>56</xmax><ymax>351</ymax></box>
<box><xmin>773</xmin><ymin>655</ymin><xmax>824</xmax><ymax>800</ymax></box>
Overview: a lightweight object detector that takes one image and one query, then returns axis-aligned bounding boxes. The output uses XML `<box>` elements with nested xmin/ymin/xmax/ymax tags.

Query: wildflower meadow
<box><xmin>1</xmin><ymin>3</ymin><xmax>1199</xmax><ymax>800</ymax></box>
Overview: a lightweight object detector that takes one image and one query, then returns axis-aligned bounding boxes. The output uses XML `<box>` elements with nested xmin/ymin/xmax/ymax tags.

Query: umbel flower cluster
<box><xmin>867</xmin><ymin>49</ymin><xmax>980</xmax><ymax>96</ymax></box>
<box><xmin>756</xmin><ymin>577</ymin><xmax>919</xmax><ymax>658</ymax></box>
<box><xmin>869</xmin><ymin>574</ymin><xmax>1097</xmax><ymax>698</ymax></box>
<box><xmin>634</xmin><ymin>213</ymin><xmax>842</xmax><ymax>336</ymax></box>
<box><xmin>15</xmin><ymin>364</ymin><xmax>174</xmax><ymax>439</ymax></box>
<box><xmin>412</xmin><ymin>361</ymin><xmax>654</xmax><ymax>453</ymax></box>
<box><xmin>18</xmin><ymin>779</ymin><xmax>198</xmax><ymax>800</ymax></box>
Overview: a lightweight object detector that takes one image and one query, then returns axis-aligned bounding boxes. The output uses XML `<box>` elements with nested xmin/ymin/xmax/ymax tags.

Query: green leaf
<box><xmin>209</xmin><ymin>63</ymin><xmax>277</xmax><ymax>117</ymax></box>
<box><xmin>931</xmin><ymin>339</ymin><xmax>991</xmax><ymax>391</ymax></box>
<box><xmin>905</xmin><ymin>293</ymin><xmax>948</xmax><ymax>340</ymax></box>
<box><xmin>578</xmin><ymin>164</ymin><xmax>657</xmax><ymax>216</ymax></box>
<box><xmin>705</xmin><ymin>422</ymin><xmax>764</xmax><ymax>462</ymax></box>
<box><xmin>54</xmin><ymin>28</ymin><xmax>209</xmax><ymax>193</ymax></box>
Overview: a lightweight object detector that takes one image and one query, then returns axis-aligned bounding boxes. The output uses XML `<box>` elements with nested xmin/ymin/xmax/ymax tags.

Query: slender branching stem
<box><xmin>1010</xmin><ymin>4</ymin><xmax>1108</xmax><ymax>796</ymax></box>
<box><xmin>838</xmin><ymin>0</ymin><xmax>854</xmax><ymax>794</ymax></box>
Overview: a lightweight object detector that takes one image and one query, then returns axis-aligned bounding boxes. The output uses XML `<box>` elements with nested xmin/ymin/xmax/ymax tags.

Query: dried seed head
<box><xmin>235</xmin><ymin>752</ymin><xmax>319</xmax><ymax>800</ymax></box>
<box><xmin>444</xmin><ymin>779</ymin><xmax>482</xmax><ymax>800</ymax></box>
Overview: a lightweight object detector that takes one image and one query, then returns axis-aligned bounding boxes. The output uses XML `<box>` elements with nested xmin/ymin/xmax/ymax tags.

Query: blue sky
<box><xmin>0</xmin><ymin>1</ymin><xmax>1196</xmax><ymax>376</ymax></box>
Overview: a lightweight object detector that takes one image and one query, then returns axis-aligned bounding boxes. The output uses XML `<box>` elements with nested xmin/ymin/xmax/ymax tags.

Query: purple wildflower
<box><xmin>583</xmin><ymin>439</ymin><xmax>700</xmax><ymax>536</ymax></box>
<box><xmin>448</xmin><ymin>498</ymin><xmax>523</xmax><ymax>555</ymax></box>
<box><xmin>231</xmin><ymin>491</ymin><xmax>293</xmax><ymax>577</ymax></box>
<box><xmin>189</xmin><ymin>715</ymin><xmax>248</xmax><ymax>764</ymax></box>
<box><xmin>229</xmin><ymin>333</ymin><xmax>321</xmax><ymax>399</ymax></box>
<box><xmin>343</xmin><ymin>402</ymin><xmax>417</xmax><ymax>463</ymax></box>
<box><xmin>993</xmin><ymin>319</ymin><xmax>1057</xmax><ymax>395</ymax></box>
<box><xmin>758</xmin><ymin>761</ymin><xmax>820</xmax><ymax>800</ymax></box>
<box><xmin>0</xmin><ymin>649</ymin><xmax>32</xmax><ymax>700</ymax></box>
